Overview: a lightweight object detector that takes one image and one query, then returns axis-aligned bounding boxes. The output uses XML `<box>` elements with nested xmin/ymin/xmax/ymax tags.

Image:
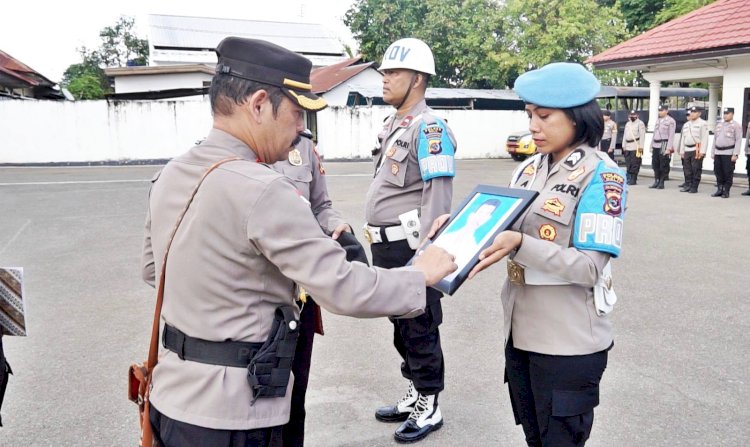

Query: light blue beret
<box><xmin>514</xmin><ymin>62</ymin><xmax>601</xmax><ymax>108</ymax></box>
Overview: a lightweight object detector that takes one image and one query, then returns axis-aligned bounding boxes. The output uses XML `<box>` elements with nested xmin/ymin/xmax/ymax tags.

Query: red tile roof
<box><xmin>588</xmin><ymin>0</ymin><xmax>750</xmax><ymax>64</ymax></box>
<box><xmin>0</xmin><ymin>49</ymin><xmax>53</xmax><ymax>87</ymax></box>
<box><xmin>310</xmin><ymin>56</ymin><xmax>379</xmax><ymax>94</ymax></box>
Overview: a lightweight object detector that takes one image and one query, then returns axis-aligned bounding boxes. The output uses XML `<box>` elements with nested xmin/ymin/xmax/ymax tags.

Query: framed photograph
<box><xmin>0</xmin><ymin>267</ymin><xmax>27</xmax><ymax>336</ymax></box>
<box><xmin>419</xmin><ymin>185</ymin><xmax>538</xmax><ymax>295</ymax></box>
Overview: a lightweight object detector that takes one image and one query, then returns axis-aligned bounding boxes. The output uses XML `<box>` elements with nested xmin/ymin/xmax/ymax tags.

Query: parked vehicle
<box><xmin>506</xmin><ymin>130</ymin><xmax>537</xmax><ymax>161</ymax></box>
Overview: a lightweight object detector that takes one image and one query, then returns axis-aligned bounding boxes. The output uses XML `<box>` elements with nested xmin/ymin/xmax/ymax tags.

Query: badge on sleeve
<box><xmin>573</xmin><ymin>161</ymin><xmax>627</xmax><ymax>257</ymax></box>
<box><xmin>417</xmin><ymin>118</ymin><xmax>456</xmax><ymax>181</ymax></box>
<box><xmin>288</xmin><ymin>149</ymin><xmax>303</xmax><ymax>166</ymax></box>
<box><xmin>539</xmin><ymin>224</ymin><xmax>557</xmax><ymax>241</ymax></box>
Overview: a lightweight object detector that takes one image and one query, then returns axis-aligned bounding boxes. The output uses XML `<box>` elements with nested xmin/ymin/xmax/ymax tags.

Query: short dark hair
<box><xmin>602</xmin><ymin>109</ymin><xmax>611</xmax><ymax>117</ymax></box>
<box><xmin>209</xmin><ymin>73</ymin><xmax>286</xmax><ymax>117</ymax></box>
<box><xmin>563</xmin><ymin>100</ymin><xmax>604</xmax><ymax>148</ymax></box>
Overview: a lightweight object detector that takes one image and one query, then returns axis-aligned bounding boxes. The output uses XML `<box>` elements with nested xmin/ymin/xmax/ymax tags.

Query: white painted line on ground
<box><xmin>0</xmin><ymin>219</ymin><xmax>31</xmax><ymax>256</ymax></box>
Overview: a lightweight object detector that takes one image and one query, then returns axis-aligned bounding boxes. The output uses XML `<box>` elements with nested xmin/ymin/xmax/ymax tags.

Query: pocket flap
<box><xmin>389</xmin><ymin>147</ymin><xmax>409</xmax><ymax>162</ymax></box>
<box><xmin>552</xmin><ymin>388</ymin><xmax>599</xmax><ymax>417</ymax></box>
<box><xmin>282</xmin><ymin>165</ymin><xmax>312</xmax><ymax>183</ymax></box>
<box><xmin>532</xmin><ymin>192</ymin><xmax>576</xmax><ymax>225</ymax></box>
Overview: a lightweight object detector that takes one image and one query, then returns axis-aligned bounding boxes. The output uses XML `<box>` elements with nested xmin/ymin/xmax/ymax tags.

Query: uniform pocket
<box><xmin>382</xmin><ymin>148</ymin><xmax>409</xmax><ymax>187</ymax></box>
<box><xmin>532</xmin><ymin>191</ymin><xmax>576</xmax><ymax>226</ymax></box>
<box><xmin>282</xmin><ymin>165</ymin><xmax>312</xmax><ymax>183</ymax></box>
<box><xmin>551</xmin><ymin>387</ymin><xmax>599</xmax><ymax>417</ymax></box>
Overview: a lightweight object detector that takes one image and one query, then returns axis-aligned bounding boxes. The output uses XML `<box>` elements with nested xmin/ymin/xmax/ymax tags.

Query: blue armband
<box><xmin>417</xmin><ymin>119</ymin><xmax>455</xmax><ymax>181</ymax></box>
<box><xmin>573</xmin><ymin>161</ymin><xmax>627</xmax><ymax>257</ymax></box>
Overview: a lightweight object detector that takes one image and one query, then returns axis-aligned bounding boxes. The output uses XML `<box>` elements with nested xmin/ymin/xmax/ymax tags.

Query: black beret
<box><xmin>336</xmin><ymin>232</ymin><xmax>370</xmax><ymax>266</ymax></box>
<box><xmin>215</xmin><ymin>37</ymin><xmax>326</xmax><ymax>111</ymax></box>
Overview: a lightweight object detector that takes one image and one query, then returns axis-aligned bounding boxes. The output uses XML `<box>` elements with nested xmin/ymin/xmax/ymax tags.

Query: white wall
<box><xmin>0</xmin><ymin>98</ymin><xmax>530</xmax><ymax>164</ymax></box>
<box><xmin>323</xmin><ymin>69</ymin><xmax>383</xmax><ymax>106</ymax></box>
<box><xmin>114</xmin><ymin>72</ymin><xmax>213</xmax><ymax>94</ymax></box>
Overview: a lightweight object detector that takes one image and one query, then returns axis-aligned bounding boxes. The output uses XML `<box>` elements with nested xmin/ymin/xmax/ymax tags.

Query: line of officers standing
<box><xmin>601</xmin><ymin>105</ymin><xmax>750</xmax><ymax>197</ymax></box>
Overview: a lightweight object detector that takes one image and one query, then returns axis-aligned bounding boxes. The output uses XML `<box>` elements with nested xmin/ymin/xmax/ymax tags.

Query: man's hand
<box><xmin>732</xmin><ymin>154</ymin><xmax>738</xmax><ymax>163</ymax></box>
<box><xmin>468</xmin><ymin>231</ymin><xmax>523</xmax><ymax>279</ymax></box>
<box><xmin>413</xmin><ymin>245</ymin><xmax>457</xmax><ymax>286</ymax></box>
<box><xmin>331</xmin><ymin>223</ymin><xmax>353</xmax><ymax>240</ymax></box>
<box><xmin>425</xmin><ymin>214</ymin><xmax>451</xmax><ymax>240</ymax></box>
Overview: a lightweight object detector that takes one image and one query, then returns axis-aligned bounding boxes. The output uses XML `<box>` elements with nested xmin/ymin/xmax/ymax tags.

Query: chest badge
<box><xmin>288</xmin><ymin>149</ymin><xmax>303</xmax><ymax>166</ymax></box>
<box><xmin>386</xmin><ymin>147</ymin><xmax>396</xmax><ymax>158</ymax></box>
<box><xmin>523</xmin><ymin>164</ymin><xmax>536</xmax><ymax>176</ymax></box>
<box><xmin>541</xmin><ymin>197</ymin><xmax>565</xmax><ymax>217</ymax></box>
<box><xmin>539</xmin><ymin>224</ymin><xmax>557</xmax><ymax>241</ymax></box>
<box><xmin>568</xmin><ymin>166</ymin><xmax>586</xmax><ymax>181</ymax></box>
<box><xmin>391</xmin><ymin>163</ymin><xmax>400</xmax><ymax>175</ymax></box>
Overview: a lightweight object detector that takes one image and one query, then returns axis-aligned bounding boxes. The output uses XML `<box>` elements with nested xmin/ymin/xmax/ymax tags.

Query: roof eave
<box><xmin>591</xmin><ymin>44</ymin><xmax>750</xmax><ymax>70</ymax></box>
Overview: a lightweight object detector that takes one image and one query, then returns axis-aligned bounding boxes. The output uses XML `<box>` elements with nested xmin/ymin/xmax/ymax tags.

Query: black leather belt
<box><xmin>625</xmin><ymin>138</ymin><xmax>639</xmax><ymax>142</ymax></box>
<box><xmin>685</xmin><ymin>143</ymin><xmax>696</xmax><ymax>147</ymax></box>
<box><xmin>715</xmin><ymin>145</ymin><xmax>734</xmax><ymax>150</ymax></box>
<box><xmin>163</xmin><ymin>324</ymin><xmax>263</xmax><ymax>368</ymax></box>
<box><xmin>653</xmin><ymin>139</ymin><xmax>664</xmax><ymax>143</ymax></box>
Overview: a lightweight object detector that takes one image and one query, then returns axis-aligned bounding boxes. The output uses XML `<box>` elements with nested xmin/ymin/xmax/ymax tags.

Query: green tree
<box><xmin>344</xmin><ymin>0</ymin><xmax>512</xmax><ymax>88</ymax></box>
<box><xmin>654</xmin><ymin>0</ymin><xmax>713</xmax><ymax>24</ymax></box>
<box><xmin>61</xmin><ymin>15</ymin><xmax>149</xmax><ymax>99</ymax></box>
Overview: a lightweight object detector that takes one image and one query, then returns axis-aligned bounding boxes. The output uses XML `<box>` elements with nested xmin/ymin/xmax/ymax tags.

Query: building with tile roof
<box><xmin>588</xmin><ymin>0</ymin><xmax>750</xmax><ymax>134</ymax></box>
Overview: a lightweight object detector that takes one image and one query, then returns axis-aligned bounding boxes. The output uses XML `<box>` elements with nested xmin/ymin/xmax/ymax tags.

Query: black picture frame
<box><xmin>417</xmin><ymin>185</ymin><xmax>538</xmax><ymax>295</ymax></box>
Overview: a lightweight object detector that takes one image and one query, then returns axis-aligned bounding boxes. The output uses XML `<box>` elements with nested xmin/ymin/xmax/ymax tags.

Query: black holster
<box><xmin>0</xmin><ymin>335</ymin><xmax>13</xmax><ymax>427</ymax></box>
<box><xmin>247</xmin><ymin>306</ymin><xmax>300</xmax><ymax>404</ymax></box>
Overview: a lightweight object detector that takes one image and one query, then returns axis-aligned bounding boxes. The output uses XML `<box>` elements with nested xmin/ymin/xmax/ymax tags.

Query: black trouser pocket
<box><xmin>548</xmin><ymin>388</ymin><xmax>599</xmax><ymax>446</ymax></box>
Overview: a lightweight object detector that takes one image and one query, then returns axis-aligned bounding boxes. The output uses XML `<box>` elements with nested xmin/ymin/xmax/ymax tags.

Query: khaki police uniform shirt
<box><xmin>622</xmin><ymin>119</ymin><xmax>646</xmax><ymax>152</ymax></box>
<box><xmin>602</xmin><ymin>120</ymin><xmax>617</xmax><ymax>149</ymax></box>
<box><xmin>505</xmin><ymin>147</ymin><xmax>624</xmax><ymax>355</ymax></box>
<box><xmin>652</xmin><ymin>115</ymin><xmax>676</xmax><ymax>151</ymax></box>
<box><xmin>271</xmin><ymin>137</ymin><xmax>346</xmax><ymax>234</ymax></box>
<box><xmin>141</xmin><ymin>129</ymin><xmax>427</xmax><ymax>430</ymax></box>
<box><xmin>679</xmin><ymin>118</ymin><xmax>709</xmax><ymax>155</ymax></box>
<box><xmin>711</xmin><ymin>120</ymin><xmax>743</xmax><ymax>156</ymax></box>
<box><xmin>365</xmin><ymin>99</ymin><xmax>457</xmax><ymax>240</ymax></box>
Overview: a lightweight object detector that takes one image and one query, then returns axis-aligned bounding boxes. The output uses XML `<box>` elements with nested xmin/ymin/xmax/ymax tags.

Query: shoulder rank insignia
<box><xmin>288</xmin><ymin>148</ymin><xmax>303</xmax><ymax>166</ymax></box>
<box><xmin>563</xmin><ymin>149</ymin><xmax>585</xmax><ymax>169</ymax></box>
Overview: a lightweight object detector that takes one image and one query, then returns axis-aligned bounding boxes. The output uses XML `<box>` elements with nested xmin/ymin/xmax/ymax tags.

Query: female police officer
<box><xmin>431</xmin><ymin>63</ymin><xmax>628</xmax><ymax>446</ymax></box>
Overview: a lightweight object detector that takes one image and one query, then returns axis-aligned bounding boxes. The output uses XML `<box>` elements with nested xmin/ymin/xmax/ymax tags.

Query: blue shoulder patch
<box><xmin>573</xmin><ymin>161</ymin><xmax>627</xmax><ymax>257</ymax></box>
<box><xmin>417</xmin><ymin>119</ymin><xmax>455</xmax><ymax>181</ymax></box>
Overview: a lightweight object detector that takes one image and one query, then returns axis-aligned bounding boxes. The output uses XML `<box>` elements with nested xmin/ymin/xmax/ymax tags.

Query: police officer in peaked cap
<box><xmin>141</xmin><ymin>36</ymin><xmax>457</xmax><ymax>447</ymax></box>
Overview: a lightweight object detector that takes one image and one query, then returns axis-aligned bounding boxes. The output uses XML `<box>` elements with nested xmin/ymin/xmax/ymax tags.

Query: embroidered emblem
<box><xmin>568</xmin><ymin>166</ymin><xmax>586</xmax><ymax>181</ymax></box>
<box><xmin>523</xmin><ymin>164</ymin><xmax>536</xmax><ymax>176</ymax></box>
<box><xmin>539</xmin><ymin>224</ymin><xmax>557</xmax><ymax>241</ymax></box>
<box><xmin>600</xmin><ymin>172</ymin><xmax>625</xmax><ymax>185</ymax></box>
<box><xmin>288</xmin><ymin>149</ymin><xmax>303</xmax><ymax>166</ymax></box>
<box><xmin>541</xmin><ymin>197</ymin><xmax>565</xmax><ymax>217</ymax></box>
<box><xmin>391</xmin><ymin>163</ymin><xmax>399</xmax><ymax>175</ymax></box>
<box><xmin>428</xmin><ymin>139</ymin><xmax>442</xmax><ymax>154</ymax></box>
<box><xmin>423</xmin><ymin>125</ymin><xmax>444</xmax><ymax>140</ymax></box>
<box><xmin>386</xmin><ymin>147</ymin><xmax>396</xmax><ymax>157</ymax></box>
<box><xmin>564</xmin><ymin>149</ymin><xmax>585</xmax><ymax>168</ymax></box>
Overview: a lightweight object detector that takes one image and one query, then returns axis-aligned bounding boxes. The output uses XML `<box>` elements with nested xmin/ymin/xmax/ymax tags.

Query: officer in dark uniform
<box><xmin>649</xmin><ymin>104</ymin><xmax>676</xmax><ymax>189</ymax></box>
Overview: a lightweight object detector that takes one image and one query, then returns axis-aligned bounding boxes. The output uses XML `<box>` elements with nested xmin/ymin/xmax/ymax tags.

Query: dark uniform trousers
<box><xmin>713</xmin><ymin>154</ymin><xmax>736</xmax><ymax>190</ymax></box>
<box><xmin>282</xmin><ymin>298</ymin><xmax>319</xmax><ymax>446</ymax></box>
<box><xmin>746</xmin><ymin>157</ymin><xmax>750</xmax><ymax>182</ymax></box>
<box><xmin>682</xmin><ymin>151</ymin><xmax>704</xmax><ymax>191</ymax></box>
<box><xmin>598</xmin><ymin>140</ymin><xmax>615</xmax><ymax>161</ymax></box>
<box><xmin>504</xmin><ymin>337</ymin><xmax>608</xmax><ymax>447</ymax></box>
<box><xmin>150</xmin><ymin>404</ymin><xmax>283</xmax><ymax>447</ymax></box>
<box><xmin>651</xmin><ymin>145</ymin><xmax>671</xmax><ymax>182</ymax></box>
<box><xmin>623</xmin><ymin>151</ymin><xmax>641</xmax><ymax>181</ymax></box>
<box><xmin>370</xmin><ymin>239</ymin><xmax>444</xmax><ymax>395</ymax></box>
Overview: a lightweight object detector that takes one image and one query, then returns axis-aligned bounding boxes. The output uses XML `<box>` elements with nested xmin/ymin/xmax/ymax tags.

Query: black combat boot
<box><xmin>657</xmin><ymin>178</ymin><xmax>665</xmax><ymax>189</ymax></box>
<box><xmin>376</xmin><ymin>381</ymin><xmax>418</xmax><ymax>423</ymax></box>
<box><xmin>722</xmin><ymin>186</ymin><xmax>730</xmax><ymax>198</ymax></box>
<box><xmin>649</xmin><ymin>179</ymin><xmax>659</xmax><ymax>188</ymax></box>
<box><xmin>394</xmin><ymin>393</ymin><xmax>443</xmax><ymax>443</ymax></box>
<box><xmin>742</xmin><ymin>188</ymin><xmax>750</xmax><ymax>196</ymax></box>
<box><xmin>711</xmin><ymin>186</ymin><xmax>723</xmax><ymax>197</ymax></box>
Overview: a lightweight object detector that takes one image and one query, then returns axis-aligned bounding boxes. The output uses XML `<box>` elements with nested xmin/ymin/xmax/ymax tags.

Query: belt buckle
<box><xmin>363</xmin><ymin>227</ymin><xmax>373</xmax><ymax>244</ymax></box>
<box><xmin>507</xmin><ymin>260</ymin><xmax>525</xmax><ymax>286</ymax></box>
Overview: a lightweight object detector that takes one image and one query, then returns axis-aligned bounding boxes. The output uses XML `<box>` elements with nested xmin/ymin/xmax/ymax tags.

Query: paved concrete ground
<box><xmin>0</xmin><ymin>159</ymin><xmax>748</xmax><ymax>446</ymax></box>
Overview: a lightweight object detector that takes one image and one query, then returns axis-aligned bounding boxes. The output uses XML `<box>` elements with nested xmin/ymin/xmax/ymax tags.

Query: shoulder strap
<box><xmin>146</xmin><ymin>156</ymin><xmax>242</xmax><ymax>370</ymax></box>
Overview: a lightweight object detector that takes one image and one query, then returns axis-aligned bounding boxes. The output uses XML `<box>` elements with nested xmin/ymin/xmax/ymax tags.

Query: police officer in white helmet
<box><xmin>365</xmin><ymin>37</ymin><xmax>458</xmax><ymax>443</ymax></box>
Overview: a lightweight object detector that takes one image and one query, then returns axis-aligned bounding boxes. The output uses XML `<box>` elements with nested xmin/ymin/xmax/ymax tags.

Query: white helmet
<box><xmin>379</xmin><ymin>38</ymin><xmax>435</xmax><ymax>76</ymax></box>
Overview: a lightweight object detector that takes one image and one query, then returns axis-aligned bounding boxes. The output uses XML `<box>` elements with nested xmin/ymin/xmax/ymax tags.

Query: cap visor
<box><xmin>284</xmin><ymin>89</ymin><xmax>327</xmax><ymax>111</ymax></box>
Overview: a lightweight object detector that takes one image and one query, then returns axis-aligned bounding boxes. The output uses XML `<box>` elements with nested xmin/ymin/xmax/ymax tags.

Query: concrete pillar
<box><xmin>648</xmin><ymin>81</ymin><xmax>661</xmax><ymax>131</ymax></box>
<box><xmin>708</xmin><ymin>82</ymin><xmax>720</xmax><ymax>131</ymax></box>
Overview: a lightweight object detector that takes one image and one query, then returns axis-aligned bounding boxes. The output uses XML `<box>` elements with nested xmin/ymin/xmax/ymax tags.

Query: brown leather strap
<box><xmin>146</xmin><ymin>156</ymin><xmax>242</xmax><ymax>370</ymax></box>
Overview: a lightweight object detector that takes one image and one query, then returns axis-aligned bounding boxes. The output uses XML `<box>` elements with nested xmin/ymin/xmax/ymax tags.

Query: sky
<box><xmin>0</xmin><ymin>0</ymin><xmax>358</xmax><ymax>83</ymax></box>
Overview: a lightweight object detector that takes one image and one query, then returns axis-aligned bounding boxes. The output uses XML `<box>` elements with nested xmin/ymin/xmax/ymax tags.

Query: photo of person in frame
<box><xmin>432</xmin><ymin>193</ymin><xmax>522</xmax><ymax>282</ymax></box>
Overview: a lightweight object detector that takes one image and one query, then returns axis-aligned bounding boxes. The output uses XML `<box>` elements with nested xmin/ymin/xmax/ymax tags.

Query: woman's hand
<box><xmin>468</xmin><ymin>231</ymin><xmax>523</xmax><ymax>279</ymax></box>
